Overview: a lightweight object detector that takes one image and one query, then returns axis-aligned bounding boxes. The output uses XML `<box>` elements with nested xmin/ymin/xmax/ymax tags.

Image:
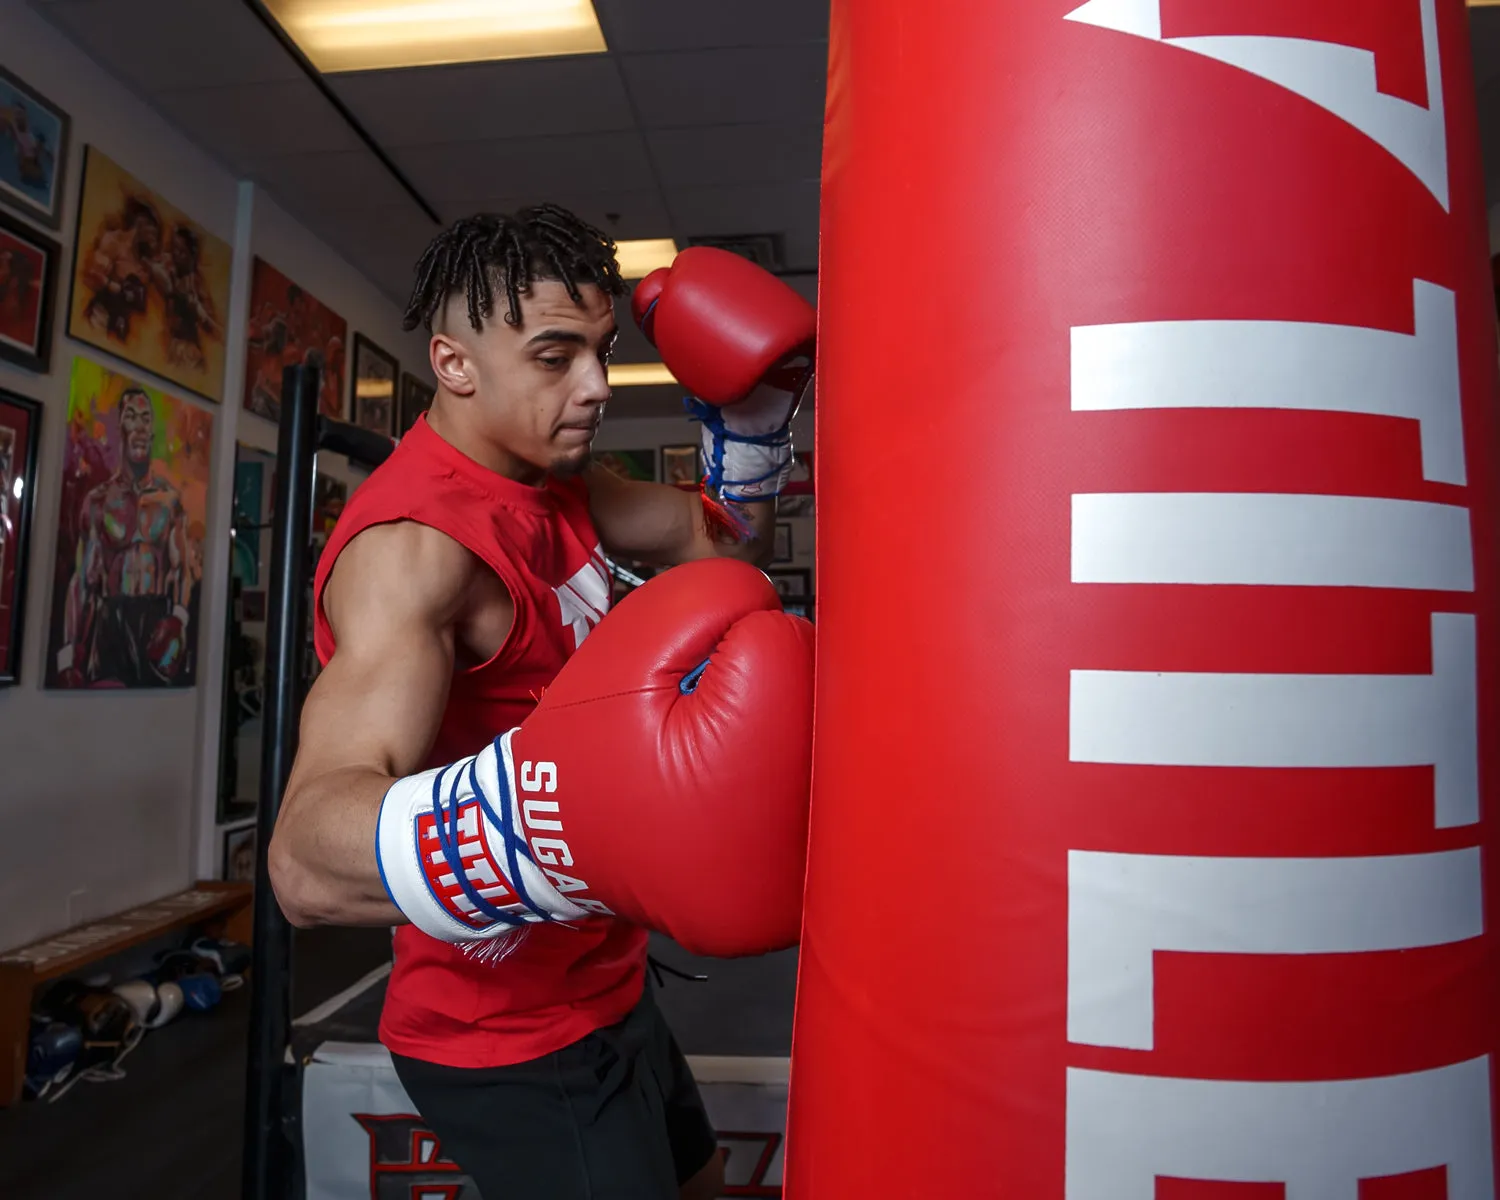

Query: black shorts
<box><xmin>391</xmin><ymin>988</ymin><xmax>718</xmax><ymax>1200</ymax></box>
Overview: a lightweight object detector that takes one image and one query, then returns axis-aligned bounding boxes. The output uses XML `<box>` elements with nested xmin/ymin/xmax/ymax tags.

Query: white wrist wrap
<box><xmin>375</xmin><ymin>730</ymin><xmax>591</xmax><ymax>944</ymax></box>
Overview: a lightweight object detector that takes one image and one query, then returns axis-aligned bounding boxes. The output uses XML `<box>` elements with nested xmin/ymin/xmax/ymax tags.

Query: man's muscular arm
<box><xmin>583</xmin><ymin>464</ymin><xmax>774</xmax><ymax>569</ymax></box>
<box><xmin>269</xmin><ymin>522</ymin><xmax>509</xmax><ymax>927</ymax></box>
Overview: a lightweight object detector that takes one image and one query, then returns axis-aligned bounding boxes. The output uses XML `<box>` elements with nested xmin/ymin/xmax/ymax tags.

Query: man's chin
<box><xmin>549</xmin><ymin>447</ymin><xmax>592</xmax><ymax>480</ymax></box>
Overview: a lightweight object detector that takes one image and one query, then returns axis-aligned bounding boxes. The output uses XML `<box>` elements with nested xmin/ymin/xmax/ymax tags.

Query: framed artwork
<box><xmin>772</xmin><ymin>522</ymin><xmax>794</xmax><ymax>564</ymax></box>
<box><xmin>661</xmin><ymin>443</ymin><xmax>700</xmax><ymax>489</ymax></box>
<box><xmin>45</xmin><ymin>357</ymin><xmax>214</xmax><ymax>690</ymax></box>
<box><xmin>398</xmin><ymin>371</ymin><xmax>435</xmax><ymax>436</ymax></box>
<box><xmin>595</xmin><ymin>448</ymin><xmax>657</xmax><ymax>483</ymax></box>
<box><xmin>222</xmin><ymin>823</ymin><xmax>257</xmax><ymax>883</ymax></box>
<box><xmin>220</xmin><ymin>444</ymin><xmax>273</xmax><ymax>825</ymax></box>
<box><xmin>0</xmin><ymin>389</ymin><xmax>41</xmax><ymax>685</ymax></box>
<box><xmin>243</xmin><ymin>257</ymin><xmax>347</xmax><ymax>422</ymax></box>
<box><xmin>778</xmin><ymin>493</ymin><xmax>814</xmax><ymax>519</ymax></box>
<box><xmin>783</xmin><ymin>600</ymin><xmax>814</xmax><ymax>623</ymax></box>
<box><xmin>67</xmin><ymin>147</ymin><xmax>234</xmax><ymax>403</ymax></box>
<box><xmin>766</xmin><ymin>568</ymin><xmax>811</xmax><ymax>600</ymax></box>
<box><xmin>0</xmin><ymin>64</ymin><xmax>71</xmax><ymax>229</ymax></box>
<box><xmin>351</xmin><ymin>334</ymin><xmax>397</xmax><ymax>436</ymax></box>
<box><xmin>0</xmin><ymin>210</ymin><xmax>59</xmax><ymax>373</ymax></box>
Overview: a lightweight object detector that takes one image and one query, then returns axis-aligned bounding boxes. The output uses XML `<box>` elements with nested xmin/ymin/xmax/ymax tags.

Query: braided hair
<box><xmin>402</xmin><ymin>205</ymin><xmax>626</xmax><ymax>334</ymax></box>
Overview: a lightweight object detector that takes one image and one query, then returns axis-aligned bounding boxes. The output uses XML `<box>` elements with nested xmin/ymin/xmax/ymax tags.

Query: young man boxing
<box><xmin>268</xmin><ymin>206</ymin><xmax>815</xmax><ymax>1200</ymax></box>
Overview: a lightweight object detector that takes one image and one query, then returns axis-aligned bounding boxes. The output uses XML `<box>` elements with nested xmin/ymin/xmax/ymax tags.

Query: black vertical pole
<box><xmin>242</xmin><ymin>365</ymin><xmax>320</xmax><ymax>1200</ymax></box>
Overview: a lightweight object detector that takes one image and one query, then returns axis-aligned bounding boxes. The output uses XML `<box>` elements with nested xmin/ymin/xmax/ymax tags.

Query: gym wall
<box><xmin>0</xmin><ymin>0</ymin><xmax>428</xmax><ymax>951</ymax></box>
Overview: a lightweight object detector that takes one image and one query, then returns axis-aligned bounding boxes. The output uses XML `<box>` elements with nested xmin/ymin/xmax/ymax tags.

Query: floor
<box><xmin>0</xmin><ymin>928</ymin><xmax>797</xmax><ymax>1199</ymax></box>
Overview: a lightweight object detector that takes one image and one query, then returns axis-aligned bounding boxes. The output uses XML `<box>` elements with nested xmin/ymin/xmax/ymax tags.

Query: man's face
<box><xmin>454</xmin><ymin>280</ymin><xmax>616</xmax><ymax>480</ymax></box>
<box><xmin>172</xmin><ymin>232</ymin><xmax>194</xmax><ymax>273</ymax></box>
<box><xmin>120</xmin><ymin>392</ymin><xmax>154</xmax><ymax>465</ymax></box>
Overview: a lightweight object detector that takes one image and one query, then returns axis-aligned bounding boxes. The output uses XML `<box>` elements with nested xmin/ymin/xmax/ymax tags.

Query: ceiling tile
<box><xmin>329</xmin><ymin>57</ymin><xmax>634</xmax><ymax>146</ymax></box>
<box><xmin>152</xmin><ymin>80</ymin><xmax>362</xmax><ymax>173</ymax></box>
<box><xmin>647</xmin><ymin>122</ymin><xmax>822</xmax><ymax>189</ymax></box>
<box><xmin>667</xmin><ymin>181</ymin><xmax>820</xmax><ymax>270</ymax></box>
<box><xmin>40</xmin><ymin>0</ymin><xmax>303</xmax><ymax>93</ymax></box>
<box><xmin>393</xmin><ymin>132</ymin><xmax>656</xmax><ymax>204</ymax></box>
<box><xmin>595</xmin><ymin>0</ymin><xmax>830</xmax><ymax>53</ymax></box>
<box><xmin>247</xmin><ymin>149</ymin><xmax>419</xmax><ymax>214</ymax></box>
<box><xmin>621</xmin><ymin>44</ymin><xmax>827</xmax><ymax>128</ymax></box>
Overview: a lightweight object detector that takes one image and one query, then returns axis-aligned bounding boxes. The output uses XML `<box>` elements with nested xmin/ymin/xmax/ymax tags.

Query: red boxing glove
<box><xmin>377</xmin><ymin>558</ymin><xmax>815</xmax><ymax>958</ymax></box>
<box><xmin>631</xmin><ymin>247</ymin><xmax>815</xmax><ymax>407</ymax></box>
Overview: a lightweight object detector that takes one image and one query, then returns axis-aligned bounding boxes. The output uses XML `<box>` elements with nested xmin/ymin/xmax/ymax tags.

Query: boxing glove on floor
<box><xmin>377</xmin><ymin>557</ymin><xmax>816</xmax><ymax>958</ymax></box>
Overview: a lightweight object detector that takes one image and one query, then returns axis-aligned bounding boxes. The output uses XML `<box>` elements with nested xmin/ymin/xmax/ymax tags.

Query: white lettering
<box><xmin>1065</xmin><ymin>1058</ymin><xmax>1494</xmax><ymax>1200</ymax></box>
<box><xmin>1070</xmin><ymin>279</ymin><xmax>1464</xmax><ymax>484</ymax></box>
<box><xmin>1063</xmin><ymin>0</ymin><xmax>1448</xmax><ymax>208</ymax></box>
<box><xmin>520</xmin><ymin>761</ymin><xmax>557</xmax><ymax>794</ymax></box>
<box><xmin>1068</xmin><ymin>849</ymin><xmax>1483</xmax><ymax>1051</ymax></box>
<box><xmin>1073</xmin><ymin>493</ymin><xmax>1473</xmax><ymax>590</ymax></box>
<box><xmin>531</xmin><ymin>837</ymin><xmax>574</xmax><ymax>867</ymax></box>
<box><xmin>542</xmin><ymin>868</ymin><xmax>590</xmax><ymax>894</ymax></box>
<box><xmin>1070</xmin><ymin>612</ymin><xmax>1478</xmax><ymax>828</ymax></box>
<box><xmin>522</xmin><ymin>797</ymin><xmax>563</xmax><ymax>832</ymax></box>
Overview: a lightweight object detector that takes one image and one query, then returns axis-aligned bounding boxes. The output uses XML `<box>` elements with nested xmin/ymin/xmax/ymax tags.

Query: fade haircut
<box><xmin>402</xmin><ymin>205</ymin><xmax>627</xmax><ymax>335</ymax></box>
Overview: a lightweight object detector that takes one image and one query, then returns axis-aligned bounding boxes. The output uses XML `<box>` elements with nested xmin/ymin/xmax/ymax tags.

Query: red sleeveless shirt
<box><xmin>312</xmin><ymin>415</ymin><xmax>647</xmax><ymax>1068</ymax></box>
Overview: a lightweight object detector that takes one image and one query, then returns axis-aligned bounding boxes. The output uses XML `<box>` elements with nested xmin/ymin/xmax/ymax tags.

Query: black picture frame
<box><xmin>221</xmin><ymin>822</ymin><xmax>258</xmax><ymax>883</ymax></box>
<box><xmin>766</xmin><ymin>568</ymin><xmax>811</xmax><ymax>599</ymax></box>
<box><xmin>398</xmin><ymin>371</ymin><xmax>435</xmax><ymax>437</ymax></box>
<box><xmin>0</xmin><ymin>209</ymin><xmax>60</xmax><ymax>373</ymax></box>
<box><xmin>772</xmin><ymin>522</ymin><xmax>794</xmax><ymax>564</ymax></box>
<box><xmin>0</xmin><ymin>388</ymin><xmax>42</xmax><ymax>685</ymax></box>
<box><xmin>351</xmin><ymin>332</ymin><xmax>398</xmax><ymax>437</ymax></box>
<box><xmin>0</xmin><ymin>63</ymin><xmax>72</xmax><ymax>230</ymax></box>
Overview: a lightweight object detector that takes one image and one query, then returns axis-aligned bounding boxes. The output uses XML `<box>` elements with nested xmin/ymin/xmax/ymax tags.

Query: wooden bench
<box><xmin>0</xmin><ymin>881</ymin><xmax>253</xmax><ymax>1107</ymax></box>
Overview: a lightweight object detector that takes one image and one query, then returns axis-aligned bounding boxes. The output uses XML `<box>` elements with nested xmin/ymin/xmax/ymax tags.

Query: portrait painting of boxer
<box><xmin>45</xmin><ymin>358</ymin><xmax>213</xmax><ymax>689</ymax></box>
<box><xmin>243</xmin><ymin>257</ymin><xmax>347</xmax><ymax>422</ymax></box>
<box><xmin>66</xmin><ymin>147</ymin><xmax>232</xmax><ymax>403</ymax></box>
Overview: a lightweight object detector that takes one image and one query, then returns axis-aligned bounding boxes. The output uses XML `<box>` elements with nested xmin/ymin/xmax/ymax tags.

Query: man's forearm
<box><xmin>270</xmin><ymin>767</ymin><xmax>405</xmax><ymax>928</ymax></box>
<box><xmin>704</xmin><ymin>494</ymin><xmax>777</xmax><ymax>567</ymax></box>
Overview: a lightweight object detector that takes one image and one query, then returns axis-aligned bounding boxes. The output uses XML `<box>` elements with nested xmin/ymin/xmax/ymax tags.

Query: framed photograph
<box><xmin>778</xmin><ymin>493</ymin><xmax>814</xmax><ymax>519</ymax></box>
<box><xmin>67</xmin><ymin>146</ymin><xmax>234</xmax><ymax>403</ymax></box>
<box><xmin>398</xmin><ymin>372</ymin><xmax>435</xmax><ymax>437</ymax></box>
<box><xmin>772</xmin><ymin>522</ymin><xmax>794</xmax><ymax>564</ymax></box>
<box><xmin>45</xmin><ymin>357</ymin><xmax>214</xmax><ymax>690</ymax></box>
<box><xmin>595</xmin><ymin>448</ymin><xmax>657</xmax><ymax>483</ymax></box>
<box><xmin>351</xmin><ymin>333</ymin><xmax>397</xmax><ymax>436</ymax></box>
<box><xmin>221</xmin><ymin>823</ymin><xmax>257</xmax><ymax>883</ymax></box>
<box><xmin>782</xmin><ymin>600</ymin><xmax>814</xmax><ymax>623</ymax></box>
<box><xmin>0</xmin><ymin>389</ymin><xmax>41</xmax><ymax>685</ymax></box>
<box><xmin>0</xmin><ymin>64</ymin><xmax>71</xmax><ymax>229</ymax></box>
<box><xmin>243</xmin><ymin>257</ymin><xmax>347</xmax><ymax>422</ymax></box>
<box><xmin>661</xmin><ymin>443</ymin><xmax>700</xmax><ymax>489</ymax></box>
<box><xmin>766</xmin><ymin>568</ymin><xmax>811</xmax><ymax>600</ymax></box>
<box><xmin>0</xmin><ymin>209</ymin><xmax>59</xmax><ymax>373</ymax></box>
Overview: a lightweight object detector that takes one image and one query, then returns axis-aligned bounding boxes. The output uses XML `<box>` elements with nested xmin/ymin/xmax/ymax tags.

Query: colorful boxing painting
<box><xmin>0</xmin><ymin>64</ymin><xmax>70</xmax><ymax>230</ymax></box>
<box><xmin>45</xmin><ymin>358</ymin><xmax>214</xmax><ymax>690</ymax></box>
<box><xmin>243</xmin><ymin>257</ymin><xmax>347</xmax><ymax>422</ymax></box>
<box><xmin>0</xmin><ymin>209</ymin><xmax>59</xmax><ymax>373</ymax></box>
<box><xmin>67</xmin><ymin>147</ymin><xmax>233</xmax><ymax>403</ymax></box>
<box><xmin>0</xmin><ymin>388</ymin><xmax>41</xmax><ymax>685</ymax></box>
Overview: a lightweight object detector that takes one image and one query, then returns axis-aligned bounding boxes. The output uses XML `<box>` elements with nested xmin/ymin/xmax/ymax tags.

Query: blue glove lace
<box><xmin>685</xmin><ymin>397</ymin><xmax>792</xmax><ymax>502</ymax></box>
<box><xmin>428</xmin><ymin>736</ymin><xmax>554</xmax><ymax>929</ymax></box>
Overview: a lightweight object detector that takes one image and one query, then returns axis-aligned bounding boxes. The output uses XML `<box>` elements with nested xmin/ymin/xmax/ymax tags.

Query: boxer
<box><xmin>269</xmin><ymin>206</ymin><xmax>815</xmax><ymax>1200</ymax></box>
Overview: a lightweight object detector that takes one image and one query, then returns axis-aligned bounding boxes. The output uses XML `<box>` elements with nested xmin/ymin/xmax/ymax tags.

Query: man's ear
<box><xmin>430</xmin><ymin>333</ymin><xmax>475</xmax><ymax>396</ymax></box>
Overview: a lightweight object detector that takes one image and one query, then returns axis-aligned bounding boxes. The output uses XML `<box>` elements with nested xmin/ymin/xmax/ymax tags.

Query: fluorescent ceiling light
<box><xmin>608</xmin><ymin>363</ymin><xmax>676</xmax><ymax>387</ymax></box>
<box><xmin>262</xmin><ymin>0</ymin><xmax>607</xmax><ymax>73</ymax></box>
<box><xmin>615</xmin><ymin>239</ymin><xmax>678</xmax><ymax>279</ymax></box>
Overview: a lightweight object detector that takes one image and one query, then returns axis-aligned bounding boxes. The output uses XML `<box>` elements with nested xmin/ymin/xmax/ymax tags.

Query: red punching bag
<box><xmin>791</xmin><ymin>0</ymin><xmax>1500</xmax><ymax>1195</ymax></box>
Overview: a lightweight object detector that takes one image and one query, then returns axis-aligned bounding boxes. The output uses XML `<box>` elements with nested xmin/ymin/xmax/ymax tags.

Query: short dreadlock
<box><xmin>402</xmin><ymin>205</ymin><xmax>627</xmax><ymax>334</ymax></box>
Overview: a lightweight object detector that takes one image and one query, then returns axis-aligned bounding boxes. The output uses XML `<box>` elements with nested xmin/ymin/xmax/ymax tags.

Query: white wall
<box><xmin>0</xmin><ymin>0</ymin><xmax>425</xmax><ymax>949</ymax></box>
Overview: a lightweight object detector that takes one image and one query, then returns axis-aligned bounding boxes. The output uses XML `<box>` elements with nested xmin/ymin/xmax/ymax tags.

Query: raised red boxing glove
<box><xmin>631</xmin><ymin>247</ymin><xmax>815</xmax><ymax>407</ymax></box>
<box><xmin>376</xmin><ymin>557</ymin><xmax>815</xmax><ymax>958</ymax></box>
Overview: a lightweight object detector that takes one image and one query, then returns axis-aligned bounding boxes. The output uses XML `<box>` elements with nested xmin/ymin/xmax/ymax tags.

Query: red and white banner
<box><xmin>795</xmin><ymin>0</ymin><xmax>1499</xmax><ymax>1194</ymax></box>
<box><xmin>300</xmin><ymin>1043</ymin><xmax>789</xmax><ymax>1199</ymax></box>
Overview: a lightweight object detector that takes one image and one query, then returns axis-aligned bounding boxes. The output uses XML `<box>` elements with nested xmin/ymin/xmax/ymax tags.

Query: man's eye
<box><xmin>539</xmin><ymin>356</ymin><xmax>567</xmax><ymax>369</ymax></box>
